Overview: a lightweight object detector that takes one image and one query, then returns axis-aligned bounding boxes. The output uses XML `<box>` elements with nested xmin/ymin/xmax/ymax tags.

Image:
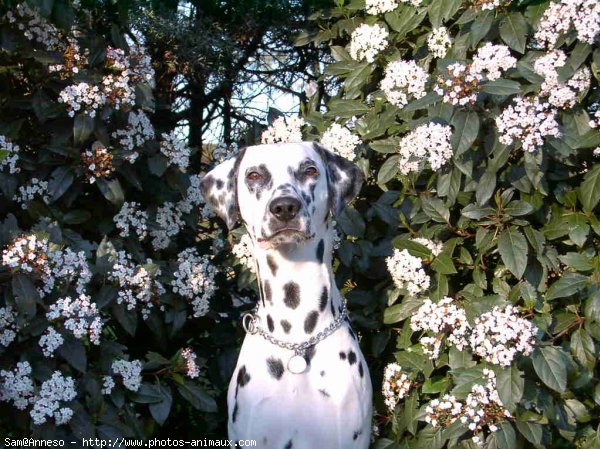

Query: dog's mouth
<box><xmin>257</xmin><ymin>229</ymin><xmax>314</xmax><ymax>249</ymax></box>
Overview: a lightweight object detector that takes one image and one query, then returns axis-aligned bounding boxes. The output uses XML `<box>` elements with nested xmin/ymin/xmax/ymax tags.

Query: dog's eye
<box><xmin>305</xmin><ymin>166</ymin><xmax>318</xmax><ymax>177</ymax></box>
<box><xmin>247</xmin><ymin>171</ymin><xmax>262</xmax><ymax>181</ymax></box>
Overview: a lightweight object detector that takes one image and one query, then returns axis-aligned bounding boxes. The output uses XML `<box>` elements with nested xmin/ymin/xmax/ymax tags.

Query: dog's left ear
<box><xmin>200</xmin><ymin>148</ymin><xmax>246</xmax><ymax>229</ymax></box>
<box><xmin>314</xmin><ymin>143</ymin><xmax>364</xmax><ymax>217</ymax></box>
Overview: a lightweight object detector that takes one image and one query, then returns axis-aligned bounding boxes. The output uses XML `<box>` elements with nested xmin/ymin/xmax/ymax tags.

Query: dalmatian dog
<box><xmin>200</xmin><ymin>142</ymin><xmax>372</xmax><ymax>449</ymax></box>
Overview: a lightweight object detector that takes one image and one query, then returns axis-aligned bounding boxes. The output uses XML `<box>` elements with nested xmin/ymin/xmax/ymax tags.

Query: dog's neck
<box><xmin>251</xmin><ymin>220</ymin><xmax>344</xmax><ymax>343</ymax></box>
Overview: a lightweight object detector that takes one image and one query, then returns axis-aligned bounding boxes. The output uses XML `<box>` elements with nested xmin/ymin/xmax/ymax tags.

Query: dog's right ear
<box><xmin>200</xmin><ymin>148</ymin><xmax>246</xmax><ymax>229</ymax></box>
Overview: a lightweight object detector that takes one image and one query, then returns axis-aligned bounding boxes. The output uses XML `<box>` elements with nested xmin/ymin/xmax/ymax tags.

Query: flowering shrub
<box><xmin>299</xmin><ymin>0</ymin><xmax>600</xmax><ymax>447</ymax></box>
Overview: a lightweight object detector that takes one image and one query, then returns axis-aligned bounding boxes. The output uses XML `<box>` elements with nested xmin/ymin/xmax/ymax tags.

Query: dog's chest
<box><xmin>228</xmin><ymin>323</ymin><xmax>372</xmax><ymax>448</ymax></box>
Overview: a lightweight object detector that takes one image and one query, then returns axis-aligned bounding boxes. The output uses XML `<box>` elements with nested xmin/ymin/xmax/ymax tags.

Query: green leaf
<box><xmin>504</xmin><ymin>200</ymin><xmax>534</xmax><ymax>216</ymax></box>
<box><xmin>545</xmin><ymin>272</ymin><xmax>589</xmax><ymax>301</ymax></box>
<box><xmin>495</xmin><ymin>422</ymin><xmax>517</xmax><ymax>449</ymax></box>
<box><xmin>57</xmin><ymin>338</ymin><xmax>87</xmax><ymax>373</ymax></box>
<box><xmin>515</xmin><ymin>420</ymin><xmax>543</xmax><ymax>445</ymax></box>
<box><xmin>571</xmin><ymin>328</ymin><xmax>596</xmax><ymax>370</ymax></box>
<box><xmin>48</xmin><ymin>166</ymin><xmax>75</xmax><ymax>203</ymax></box>
<box><xmin>384</xmin><ymin>297</ymin><xmax>424</xmax><ymax>324</ymax></box>
<box><xmin>451</xmin><ymin>110</ymin><xmax>479</xmax><ymax>156</ymax></box>
<box><xmin>149</xmin><ymin>385</ymin><xmax>172</xmax><ymax>426</ymax></box>
<box><xmin>579</xmin><ymin>164</ymin><xmax>600</xmax><ymax>211</ymax></box>
<box><xmin>496</xmin><ymin>366</ymin><xmax>524</xmax><ymax>413</ymax></box>
<box><xmin>421</xmin><ymin>196</ymin><xmax>450</xmax><ymax>223</ymax></box>
<box><xmin>74</xmin><ymin>114</ymin><xmax>95</xmax><ymax>146</ymax></box>
<box><xmin>497</xmin><ymin>228</ymin><xmax>528</xmax><ymax>279</ymax></box>
<box><xmin>480</xmin><ymin>79</ymin><xmax>522</xmax><ymax>96</ymax></box>
<box><xmin>12</xmin><ymin>274</ymin><xmax>38</xmax><ymax>319</ymax></box>
<box><xmin>470</xmin><ymin>10</ymin><xmax>493</xmax><ymax>47</ymax></box>
<box><xmin>384</xmin><ymin>6</ymin><xmax>427</xmax><ymax>38</ymax></box>
<box><xmin>462</xmin><ymin>203</ymin><xmax>494</xmax><ymax>219</ymax></box>
<box><xmin>326</xmin><ymin>98</ymin><xmax>370</xmax><ymax>119</ymax></box>
<box><xmin>177</xmin><ymin>381</ymin><xmax>217</xmax><ymax>412</ymax></box>
<box><xmin>531</xmin><ymin>346</ymin><xmax>567</xmax><ymax>393</ymax></box>
<box><xmin>96</xmin><ymin>178</ymin><xmax>124</xmax><ymax>206</ymax></box>
<box><xmin>430</xmin><ymin>253</ymin><xmax>457</xmax><ymax>274</ymax></box>
<box><xmin>476</xmin><ymin>170</ymin><xmax>496</xmax><ymax>205</ymax></box>
<box><xmin>499</xmin><ymin>12</ymin><xmax>528</xmax><ymax>53</ymax></box>
<box><xmin>378</xmin><ymin>155</ymin><xmax>400</xmax><ymax>185</ymax></box>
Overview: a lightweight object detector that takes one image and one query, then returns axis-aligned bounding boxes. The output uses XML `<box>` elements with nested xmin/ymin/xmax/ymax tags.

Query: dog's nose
<box><xmin>269</xmin><ymin>197</ymin><xmax>301</xmax><ymax>222</ymax></box>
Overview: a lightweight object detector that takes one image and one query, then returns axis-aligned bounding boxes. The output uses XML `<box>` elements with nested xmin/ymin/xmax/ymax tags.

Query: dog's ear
<box><xmin>314</xmin><ymin>143</ymin><xmax>363</xmax><ymax>217</ymax></box>
<box><xmin>200</xmin><ymin>148</ymin><xmax>246</xmax><ymax>229</ymax></box>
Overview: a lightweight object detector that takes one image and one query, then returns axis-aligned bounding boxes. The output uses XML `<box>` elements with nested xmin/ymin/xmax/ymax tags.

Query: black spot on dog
<box><xmin>339</xmin><ymin>351</ymin><xmax>346</xmax><ymax>360</ymax></box>
<box><xmin>267</xmin><ymin>357</ymin><xmax>284</xmax><ymax>380</ymax></box>
<box><xmin>318</xmin><ymin>389</ymin><xmax>330</xmax><ymax>398</ymax></box>
<box><xmin>304</xmin><ymin>311</ymin><xmax>319</xmax><ymax>334</ymax></box>
<box><xmin>266</xmin><ymin>255</ymin><xmax>278</xmax><ymax>276</ymax></box>
<box><xmin>267</xmin><ymin>314</ymin><xmax>275</xmax><ymax>332</ymax></box>
<box><xmin>281</xmin><ymin>320</ymin><xmax>292</xmax><ymax>333</ymax></box>
<box><xmin>320</xmin><ymin>370</ymin><xmax>325</xmax><ymax>377</ymax></box>
<box><xmin>202</xmin><ymin>175</ymin><xmax>215</xmax><ymax>193</ymax></box>
<box><xmin>237</xmin><ymin>365</ymin><xmax>251</xmax><ymax>388</ymax></box>
<box><xmin>319</xmin><ymin>286</ymin><xmax>328</xmax><ymax>312</ymax></box>
<box><xmin>330</xmin><ymin>300</ymin><xmax>336</xmax><ymax>317</ymax></box>
<box><xmin>216</xmin><ymin>179</ymin><xmax>224</xmax><ymax>189</ymax></box>
<box><xmin>264</xmin><ymin>280</ymin><xmax>272</xmax><ymax>303</ymax></box>
<box><xmin>284</xmin><ymin>440</ymin><xmax>293</xmax><ymax>449</ymax></box>
<box><xmin>316</xmin><ymin>239</ymin><xmax>324</xmax><ymax>264</ymax></box>
<box><xmin>304</xmin><ymin>345</ymin><xmax>316</xmax><ymax>366</ymax></box>
<box><xmin>359</xmin><ymin>362</ymin><xmax>364</xmax><ymax>378</ymax></box>
<box><xmin>283</xmin><ymin>282</ymin><xmax>300</xmax><ymax>309</ymax></box>
<box><xmin>302</xmin><ymin>191</ymin><xmax>312</xmax><ymax>206</ymax></box>
<box><xmin>352</xmin><ymin>430</ymin><xmax>362</xmax><ymax>441</ymax></box>
<box><xmin>232</xmin><ymin>402</ymin><xmax>239</xmax><ymax>423</ymax></box>
<box><xmin>348</xmin><ymin>350</ymin><xmax>357</xmax><ymax>365</ymax></box>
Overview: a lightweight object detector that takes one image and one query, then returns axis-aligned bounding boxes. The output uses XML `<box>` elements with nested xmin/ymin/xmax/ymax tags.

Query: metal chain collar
<box><xmin>242</xmin><ymin>300</ymin><xmax>348</xmax><ymax>353</ymax></box>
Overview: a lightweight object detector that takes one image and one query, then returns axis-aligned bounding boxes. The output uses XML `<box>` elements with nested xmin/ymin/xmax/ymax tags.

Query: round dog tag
<box><xmin>287</xmin><ymin>355</ymin><xmax>307</xmax><ymax>374</ymax></box>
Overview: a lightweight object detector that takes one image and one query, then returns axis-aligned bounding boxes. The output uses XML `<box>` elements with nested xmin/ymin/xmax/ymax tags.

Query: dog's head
<box><xmin>200</xmin><ymin>142</ymin><xmax>363</xmax><ymax>248</ymax></box>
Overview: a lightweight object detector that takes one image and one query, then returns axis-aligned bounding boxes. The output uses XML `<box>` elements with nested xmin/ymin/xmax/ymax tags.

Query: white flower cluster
<box><xmin>412</xmin><ymin>237</ymin><xmax>443</xmax><ymax>256</ymax></box>
<box><xmin>151</xmin><ymin>202</ymin><xmax>184</xmax><ymax>250</ymax></box>
<box><xmin>399</xmin><ymin>0</ymin><xmax>423</xmax><ymax>5</ymax></box>
<box><xmin>160</xmin><ymin>131</ymin><xmax>190</xmax><ymax>171</ymax></box>
<box><xmin>48</xmin><ymin>247</ymin><xmax>92</xmax><ymax>295</ymax></box>
<box><xmin>496</xmin><ymin>96</ymin><xmax>561</xmax><ymax>152</ymax></box>
<box><xmin>425</xmin><ymin>394</ymin><xmax>463</xmax><ymax>428</ymax></box>
<box><xmin>534</xmin><ymin>50</ymin><xmax>590</xmax><ymax>109</ymax></box>
<box><xmin>108</xmin><ymin>251</ymin><xmax>166</xmax><ymax>319</ymax></box>
<box><xmin>13</xmin><ymin>178</ymin><xmax>50</xmax><ymax>209</ymax></box>
<box><xmin>590</xmin><ymin>109</ymin><xmax>600</xmax><ymax>129</ymax></box>
<box><xmin>461</xmin><ymin>369</ymin><xmax>511</xmax><ymax>443</ymax></box>
<box><xmin>101</xmin><ymin>376</ymin><xmax>115</xmax><ymax>395</ymax></box>
<box><xmin>212</xmin><ymin>142</ymin><xmax>240</xmax><ymax>164</ymax></box>
<box><xmin>111</xmin><ymin>359</ymin><xmax>143</xmax><ymax>392</ymax></box>
<box><xmin>6</xmin><ymin>3</ymin><xmax>64</xmax><ymax>51</ymax></box>
<box><xmin>2</xmin><ymin>234</ymin><xmax>51</xmax><ymax>279</ymax></box>
<box><xmin>171</xmin><ymin>248</ymin><xmax>217</xmax><ymax>317</ymax></box>
<box><xmin>397</xmin><ymin>123</ymin><xmax>453</xmax><ymax>174</ymax></box>
<box><xmin>434</xmin><ymin>62</ymin><xmax>482</xmax><ymax>106</ymax></box>
<box><xmin>473</xmin><ymin>0</ymin><xmax>510</xmax><ymax>11</ymax></box>
<box><xmin>535</xmin><ymin>0</ymin><xmax>600</xmax><ymax>48</ymax></box>
<box><xmin>411</xmin><ymin>297</ymin><xmax>470</xmax><ymax>359</ymax></box>
<box><xmin>0</xmin><ymin>135</ymin><xmax>20</xmax><ymax>173</ymax></box>
<box><xmin>427</xmin><ymin>27</ymin><xmax>452</xmax><ymax>58</ymax></box>
<box><xmin>47</xmin><ymin>294</ymin><xmax>103</xmax><ymax>345</ymax></box>
<box><xmin>320</xmin><ymin>124</ymin><xmax>361</xmax><ymax>161</ymax></box>
<box><xmin>261</xmin><ymin>116</ymin><xmax>306</xmax><ymax>144</ymax></box>
<box><xmin>382</xmin><ymin>363</ymin><xmax>412</xmax><ymax>411</ymax></box>
<box><xmin>178</xmin><ymin>174</ymin><xmax>210</xmax><ymax>216</ymax></box>
<box><xmin>112</xmin><ymin>110</ymin><xmax>155</xmax><ymax>164</ymax></box>
<box><xmin>471</xmin><ymin>43</ymin><xmax>516</xmax><ymax>81</ymax></box>
<box><xmin>128</xmin><ymin>44</ymin><xmax>156</xmax><ymax>86</ymax></box>
<box><xmin>0</xmin><ymin>306</ymin><xmax>18</xmax><ymax>347</ymax></box>
<box><xmin>39</xmin><ymin>327</ymin><xmax>64</xmax><ymax>357</ymax></box>
<box><xmin>48</xmin><ymin>39</ymin><xmax>88</xmax><ymax>79</ymax></box>
<box><xmin>232</xmin><ymin>234</ymin><xmax>256</xmax><ymax>272</ymax></box>
<box><xmin>349</xmin><ymin>24</ymin><xmax>389</xmax><ymax>63</ymax></box>
<box><xmin>58</xmin><ymin>83</ymin><xmax>106</xmax><ymax>118</ymax></box>
<box><xmin>182</xmin><ymin>348</ymin><xmax>200</xmax><ymax>378</ymax></box>
<box><xmin>114</xmin><ymin>201</ymin><xmax>148</xmax><ymax>240</ymax></box>
<box><xmin>106</xmin><ymin>47</ymin><xmax>129</xmax><ymax>71</ymax></box>
<box><xmin>381</xmin><ymin>59</ymin><xmax>428</xmax><ymax>109</ymax></box>
<box><xmin>366</xmin><ymin>0</ymin><xmax>398</xmax><ymax>14</ymax></box>
<box><xmin>30</xmin><ymin>371</ymin><xmax>77</xmax><ymax>425</ymax></box>
<box><xmin>0</xmin><ymin>362</ymin><xmax>35</xmax><ymax>410</ymax></box>
<box><xmin>469</xmin><ymin>305</ymin><xmax>536</xmax><ymax>366</ymax></box>
<box><xmin>386</xmin><ymin>249</ymin><xmax>430</xmax><ymax>295</ymax></box>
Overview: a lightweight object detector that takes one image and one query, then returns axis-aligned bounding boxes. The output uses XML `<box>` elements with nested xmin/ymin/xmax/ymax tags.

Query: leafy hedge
<box><xmin>1</xmin><ymin>0</ymin><xmax>600</xmax><ymax>447</ymax></box>
<box><xmin>297</xmin><ymin>0</ymin><xmax>600</xmax><ymax>448</ymax></box>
